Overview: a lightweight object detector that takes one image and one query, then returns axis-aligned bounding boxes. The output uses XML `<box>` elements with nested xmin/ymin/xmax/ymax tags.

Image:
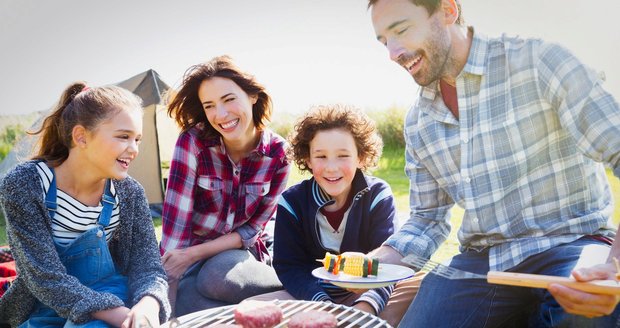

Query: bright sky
<box><xmin>1</xmin><ymin>0</ymin><xmax>619</xmax><ymax>116</ymax></box>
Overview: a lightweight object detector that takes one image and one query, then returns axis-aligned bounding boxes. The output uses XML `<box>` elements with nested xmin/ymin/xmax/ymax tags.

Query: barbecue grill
<box><xmin>163</xmin><ymin>300</ymin><xmax>393</xmax><ymax>328</ymax></box>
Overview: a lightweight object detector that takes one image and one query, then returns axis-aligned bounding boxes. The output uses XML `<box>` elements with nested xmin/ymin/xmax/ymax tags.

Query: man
<box><xmin>367</xmin><ymin>0</ymin><xmax>620</xmax><ymax>326</ymax></box>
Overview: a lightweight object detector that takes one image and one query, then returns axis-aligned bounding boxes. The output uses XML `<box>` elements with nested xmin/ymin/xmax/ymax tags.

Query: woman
<box><xmin>161</xmin><ymin>56</ymin><xmax>289</xmax><ymax>315</ymax></box>
<box><xmin>0</xmin><ymin>83</ymin><xmax>170</xmax><ymax>327</ymax></box>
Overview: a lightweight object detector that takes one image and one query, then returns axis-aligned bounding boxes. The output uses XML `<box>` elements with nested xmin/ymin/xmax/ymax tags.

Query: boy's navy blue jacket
<box><xmin>273</xmin><ymin>170</ymin><xmax>396</xmax><ymax>313</ymax></box>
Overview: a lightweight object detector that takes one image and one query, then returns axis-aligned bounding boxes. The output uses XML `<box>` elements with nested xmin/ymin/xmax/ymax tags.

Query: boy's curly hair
<box><xmin>288</xmin><ymin>104</ymin><xmax>383</xmax><ymax>173</ymax></box>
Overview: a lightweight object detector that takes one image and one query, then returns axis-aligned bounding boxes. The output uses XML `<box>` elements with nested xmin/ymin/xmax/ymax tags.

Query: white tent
<box><xmin>0</xmin><ymin>70</ymin><xmax>179</xmax><ymax>215</ymax></box>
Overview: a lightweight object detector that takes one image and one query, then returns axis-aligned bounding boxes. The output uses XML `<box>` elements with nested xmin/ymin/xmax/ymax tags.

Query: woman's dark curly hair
<box><xmin>167</xmin><ymin>55</ymin><xmax>272</xmax><ymax>139</ymax></box>
<box><xmin>288</xmin><ymin>104</ymin><xmax>383</xmax><ymax>173</ymax></box>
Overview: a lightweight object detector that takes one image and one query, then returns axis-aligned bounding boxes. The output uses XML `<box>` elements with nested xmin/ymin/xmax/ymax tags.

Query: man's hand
<box><xmin>368</xmin><ymin>245</ymin><xmax>403</xmax><ymax>265</ymax></box>
<box><xmin>549</xmin><ymin>262</ymin><xmax>620</xmax><ymax>318</ymax></box>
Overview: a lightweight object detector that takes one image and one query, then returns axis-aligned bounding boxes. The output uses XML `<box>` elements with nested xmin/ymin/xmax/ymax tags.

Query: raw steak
<box><xmin>234</xmin><ymin>300</ymin><xmax>283</xmax><ymax>328</ymax></box>
<box><xmin>288</xmin><ymin>310</ymin><xmax>338</xmax><ymax>328</ymax></box>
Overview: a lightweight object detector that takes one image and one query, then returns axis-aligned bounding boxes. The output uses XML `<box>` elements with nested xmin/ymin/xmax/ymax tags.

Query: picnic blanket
<box><xmin>0</xmin><ymin>246</ymin><xmax>16</xmax><ymax>298</ymax></box>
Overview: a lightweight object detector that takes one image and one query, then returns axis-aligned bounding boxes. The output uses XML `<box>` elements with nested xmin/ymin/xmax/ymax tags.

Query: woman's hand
<box><xmin>161</xmin><ymin>248</ymin><xmax>196</xmax><ymax>282</ymax></box>
<box><xmin>121</xmin><ymin>296</ymin><xmax>161</xmax><ymax>328</ymax></box>
<box><xmin>162</xmin><ymin>233</ymin><xmax>244</xmax><ymax>283</ymax></box>
<box><xmin>548</xmin><ymin>262</ymin><xmax>620</xmax><ymax>318</ymax></box>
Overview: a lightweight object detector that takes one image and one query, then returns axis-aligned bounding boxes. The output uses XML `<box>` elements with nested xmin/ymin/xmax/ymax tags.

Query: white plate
<box><xmin>312</xmin><ymin>263</ymin><xmax>415</xmax><ymax>289</ymax></box>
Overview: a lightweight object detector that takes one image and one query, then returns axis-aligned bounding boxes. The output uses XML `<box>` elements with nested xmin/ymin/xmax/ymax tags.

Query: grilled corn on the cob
<box><xmin>321</xmin><ymin>252</ymin><xmax>379</xmax><ymax>277</ymax></box>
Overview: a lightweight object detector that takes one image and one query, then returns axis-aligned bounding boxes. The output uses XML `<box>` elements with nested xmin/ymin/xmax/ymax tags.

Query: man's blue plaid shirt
<box><xmin>386</xmin><ymin>29</ymin><xmax>620</xmax><ymax>272</ymax></box>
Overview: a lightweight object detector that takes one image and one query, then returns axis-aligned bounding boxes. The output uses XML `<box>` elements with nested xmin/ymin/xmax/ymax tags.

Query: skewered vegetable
<box><xmin>319</xmin><ymin>252</ymin><xmax>379</xmax><ymax>277</ymax></box>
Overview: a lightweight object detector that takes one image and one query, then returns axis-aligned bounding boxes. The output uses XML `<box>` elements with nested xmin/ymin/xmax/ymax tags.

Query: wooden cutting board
<box><xmin>487</xmin><ymin>271</ymin><xmax>620</xmax><ymax>295</ymax></box>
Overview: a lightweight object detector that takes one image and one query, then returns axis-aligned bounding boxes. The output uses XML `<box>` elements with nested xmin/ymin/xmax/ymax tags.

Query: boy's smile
<box><xmin>307</xmin><ymin>128</ymin><xmax>362</xmax><ymax>210</ymax></box>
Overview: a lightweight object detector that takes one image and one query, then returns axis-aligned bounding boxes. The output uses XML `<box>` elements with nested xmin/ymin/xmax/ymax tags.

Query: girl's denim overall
<box><xmin>20</xmin><ymin>171</ymin><xmax>128</xmax><ymax>328</ymax></box>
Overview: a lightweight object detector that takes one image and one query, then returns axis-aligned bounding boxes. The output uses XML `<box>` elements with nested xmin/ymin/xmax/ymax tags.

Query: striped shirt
<box><xmin>385</xmin><ymin>30</ymin><xmax>620</xmax><ymax>272</ymax></box>
<box><xmin>161</xmin><ymin>126</ymin><xmax>289</xmax><ymax>252</ymax></box>
<box><xmin>36</xmin><ymin>162</ymin><xmax>120</xmax><ymax>245</ymax></box>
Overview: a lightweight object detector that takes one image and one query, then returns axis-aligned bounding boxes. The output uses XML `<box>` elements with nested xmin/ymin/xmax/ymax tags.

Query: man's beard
<box><xmin>408</xmin><ymin>19</ymin><xmax>452</xmax><ymax>86</ymax></box>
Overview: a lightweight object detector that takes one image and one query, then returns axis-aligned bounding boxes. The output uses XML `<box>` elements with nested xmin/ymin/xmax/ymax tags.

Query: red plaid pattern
<box><xmin>161</xmin><ymin>127</ymin><xmax>289</xmax><ymax>252</ymax></box>
<box><xmin>0</xmin><ymin>247</ymin><xmax>12</xmax><ymax>263</ymax></box>
<box><xmin>0</xmin><ymin>246</ymin><xmax>16</xmax><ymax>298</ymax></box>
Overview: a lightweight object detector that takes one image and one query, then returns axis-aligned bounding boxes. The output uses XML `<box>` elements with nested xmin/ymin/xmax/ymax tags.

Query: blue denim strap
<box><xmin>44</xmin><ymin>167</ymin><xmax>114</xmax><ymax>228</ymax></box>
<box><xmin>45</xmin><ymin>170</ymin><xmax>57</xmax><ymax>219</ymax></box>
<box><xmin>98</xmin><ymin>179</ymin><xmax>115</xmax><ymax>227</ymax></box>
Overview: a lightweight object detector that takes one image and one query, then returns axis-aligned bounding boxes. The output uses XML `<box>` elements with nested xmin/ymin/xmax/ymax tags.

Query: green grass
<box><xmin>374</xmin><ymin>147</ymin><xmax>409</xmax><ymax>204</ymax></box>
<box><xmin>608</xmin><ymin>168</ymin><xmax>620</xmax><ymax>225</ymax></box>
<box><xmin>0</xmin><ymin>217</ymin><xmax>4</xmax><ymax>245</ymax></box>
<box><xmin>153</xmin><ymin>217</ymin><xmax>162</xmax><ymax>241</ymax></box>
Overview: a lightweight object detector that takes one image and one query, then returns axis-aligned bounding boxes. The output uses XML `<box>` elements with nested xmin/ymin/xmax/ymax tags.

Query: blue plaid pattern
<box><xmin>385</xmin><ymin>30</ymin><xmax>620</xmax><ymax>272</ymax></box>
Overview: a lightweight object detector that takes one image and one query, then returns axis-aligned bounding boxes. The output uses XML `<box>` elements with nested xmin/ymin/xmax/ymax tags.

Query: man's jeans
<box><xmin>399</xmin><ymin>237</ymin><xmax>620</xmax><ymax>327</ymax></box>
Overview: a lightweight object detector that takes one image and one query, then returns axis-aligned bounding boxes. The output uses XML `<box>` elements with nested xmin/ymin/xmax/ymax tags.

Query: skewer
<box><xmin>613</xmin><ymin>257</ymin><xmax>620</xmax><ymax>280</ymax></box>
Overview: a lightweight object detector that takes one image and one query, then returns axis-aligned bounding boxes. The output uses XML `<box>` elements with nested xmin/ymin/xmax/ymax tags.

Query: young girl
<box><xmin>0</xmin><ymin>83</ymin><xmax>170</xmax><ymax>327</ymax></box>
<box><xmin>161</xmin><ymin>56</ymin><xmax>289</xmax><ymax>315</ymax></box>
<box><xmin>253</xmin><ymin>104</ymin><xmax>396</xmax><ymax>316</ymax></box>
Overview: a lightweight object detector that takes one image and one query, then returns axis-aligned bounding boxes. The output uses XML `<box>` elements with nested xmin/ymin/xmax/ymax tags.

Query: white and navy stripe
<box><xmin>35</xmin><ymin>162</ymin><xmax>120</xmax><ymax>245</ymax></box>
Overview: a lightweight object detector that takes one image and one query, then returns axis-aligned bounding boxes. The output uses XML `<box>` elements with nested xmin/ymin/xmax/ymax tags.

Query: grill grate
<box><xmin>165</xmin><ymin>300</ymin><xmax>393</xmax><ymax>328</ymax></box>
